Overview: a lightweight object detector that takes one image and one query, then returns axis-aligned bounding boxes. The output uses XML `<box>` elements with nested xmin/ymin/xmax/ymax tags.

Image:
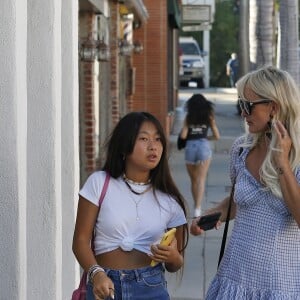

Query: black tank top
<box><xmin>187</xmin><ymin>124</ymin><xmax>208</xmax><ymax>140</ymax></box>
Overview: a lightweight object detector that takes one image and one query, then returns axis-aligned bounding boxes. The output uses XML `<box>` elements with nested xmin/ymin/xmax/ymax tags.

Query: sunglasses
<box><xmin>238</xmin><ymin>98</ymin><xmax>273</xmax><ymax>115</ymax></box>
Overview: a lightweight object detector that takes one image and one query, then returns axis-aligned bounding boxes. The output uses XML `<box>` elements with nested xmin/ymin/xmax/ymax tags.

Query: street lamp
<box><xmin>119</xmin><ymin>40</ymin><xmax>144</xmax><ymax>55</ymax></box>
<box><xmin>133</xmin><ymin>41</ymin><xmax>143</xmax><ymax>54</ymax></box>
<box><xmin>79</xmin><ymin>32</ymin><xmax>110</xmax><ymax>62</ymax></box>
<box><xmin>119</xmin><ymin>39</ymin><xmax>133</xmax><ymax>56</ymax></box>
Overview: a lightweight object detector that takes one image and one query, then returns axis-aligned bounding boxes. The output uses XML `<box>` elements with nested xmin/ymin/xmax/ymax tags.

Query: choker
<box><xmin>123</xmin><ymin>179</ymin><xmax>152</xmax><ymax>195</ymax></box>
<box><xmin>123</xmin><ymin>174</ymin><xmax>151</xmax><ymax>186</ymax></box>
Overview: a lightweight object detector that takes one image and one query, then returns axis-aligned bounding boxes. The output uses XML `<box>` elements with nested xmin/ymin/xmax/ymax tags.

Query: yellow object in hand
<box><xmin>150</xmin><ymin>228</ymin><xmax>177</xmax><ymax>267</ymax></box>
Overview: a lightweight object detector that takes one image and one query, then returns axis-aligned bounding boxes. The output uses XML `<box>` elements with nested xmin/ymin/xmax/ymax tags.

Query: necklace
<box><xmin>123</xmin><ymin>181</ymin><xmax>151</xmax><ymax>220</ymax></box>
<box><xmin>129</xmin><ymin>193</ymin><xmax>144</xmax><ymax>221</ymax></box>
<box><xmin>123</xmin><ymin>179</ymin><xmax>152</xmax><ymax>195</ymax></box>
<box><xmin>123</xmin><ymin>179</ymin><xmax>152</xmax><ymax>221</ymax></box>
<box><xmin>123</xmin><ymin>173</ymin><xmax>151</xmax><ymax>186</ymax></box>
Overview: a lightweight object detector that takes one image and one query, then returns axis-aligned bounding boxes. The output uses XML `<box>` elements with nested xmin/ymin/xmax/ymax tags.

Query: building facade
<box><xmin>79</xmin><ymin>0</ymin><xmax>181</xmax><ymax>184</ymax></box>
<box><xmin>0</xmin><ymin>0</ymin><xmax>181</xmax><ymax>298</ymax></box>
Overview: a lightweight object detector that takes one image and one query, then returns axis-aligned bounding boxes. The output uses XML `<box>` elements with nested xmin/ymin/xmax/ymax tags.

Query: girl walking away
<box><xmin>73</xmin><ymin>112</ymin><xmax>189</xmax><ymax>300</ymax></box>
<box><xmin>191</xmin><ymin>66</ymin><xmax>300</xmax><ymax>299</ymax></box>
<box><xmin>179</xmin><ymin>94</ymin><xmax>220</xmax><ymax>217</ymax></box>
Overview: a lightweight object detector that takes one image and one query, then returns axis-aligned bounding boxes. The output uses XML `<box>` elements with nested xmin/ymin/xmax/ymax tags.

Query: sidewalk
<box><xmin>166</xmin><ymin>88</ymin><xmax>244</xmax><ymax>300</ymax></box>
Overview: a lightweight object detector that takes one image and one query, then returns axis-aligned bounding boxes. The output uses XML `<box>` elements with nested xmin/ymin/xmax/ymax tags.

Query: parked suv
<box><xmin>179</xmin><ymin>37</ymin><xmax>205</xmax><ymax>88</ymax></box>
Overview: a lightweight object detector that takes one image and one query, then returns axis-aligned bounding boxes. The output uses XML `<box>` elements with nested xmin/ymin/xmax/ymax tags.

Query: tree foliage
<box><xmin>179</xmin><ymin>0</ymin><xmax>239</xmax><ymax>87</ymax></box>
<box><xmin>210</xmin><ymin>0</ymin><xmax>239</xmax><ymax>87</ymax></box>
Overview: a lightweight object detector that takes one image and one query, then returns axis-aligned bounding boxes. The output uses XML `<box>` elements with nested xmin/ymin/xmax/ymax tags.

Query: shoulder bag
<box><xmin>177</xmin><ymin>131</ymin><xmax>187</xmax><ymax>150</ymax></box>
<box><xmin>71</xmin><ymin>172</ymin><xmax>110</xmax><ymax>300</ymax></box>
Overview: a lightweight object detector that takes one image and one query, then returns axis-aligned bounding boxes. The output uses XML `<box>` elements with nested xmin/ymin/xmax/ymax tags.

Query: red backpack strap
<box><xmin>98</xmin><ymin>172</ymin><xmax>110</xmax><ymax>206</ymax></box>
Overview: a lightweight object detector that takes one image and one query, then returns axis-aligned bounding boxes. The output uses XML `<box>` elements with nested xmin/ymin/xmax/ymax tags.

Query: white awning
<box><xmin>79</xmin><ymin>0</ymin><xmax>109</xmax><ymax>17</ymax></box>
<box><xmin>124</xmin><ymin>0</ymin><xmax>149</xmax><ymax>23</ymax></box>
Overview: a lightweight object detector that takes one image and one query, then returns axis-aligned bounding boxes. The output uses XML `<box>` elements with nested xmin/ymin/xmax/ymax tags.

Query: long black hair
<box><xmin>185</xmin><ymin>93</ymin><xmax>215</xmax><ymax>126</ymax></box>
<box><xmin>102</xmin><ymin>111</ymin><xmax>189</xmax><ymax>252</ymax></box>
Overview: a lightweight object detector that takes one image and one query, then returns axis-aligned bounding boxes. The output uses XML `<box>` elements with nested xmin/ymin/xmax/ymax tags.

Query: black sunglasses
<box><xmin>238</xmin><ymin>98</ymin><xmax>273</xmax><ymax>115</ymax></box>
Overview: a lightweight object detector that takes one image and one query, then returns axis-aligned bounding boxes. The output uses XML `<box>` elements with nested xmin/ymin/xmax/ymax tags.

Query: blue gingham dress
<box><xmin>205</xmin><ymin>136</ymin><xmax>300</xmax><ymax>300</ymax></box>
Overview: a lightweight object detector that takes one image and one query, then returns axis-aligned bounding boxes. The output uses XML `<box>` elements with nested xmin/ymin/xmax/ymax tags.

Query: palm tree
<box><xmin>249</xmin><ymin>0</ymin><xmax>275</xmax><ymax>69</ymax></box>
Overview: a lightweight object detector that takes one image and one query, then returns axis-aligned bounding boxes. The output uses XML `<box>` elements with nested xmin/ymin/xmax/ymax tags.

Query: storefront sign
<box><xmin>181</xmin><ymin>5</ymin><xmax>211</xmax><ymax>24</ymax></box>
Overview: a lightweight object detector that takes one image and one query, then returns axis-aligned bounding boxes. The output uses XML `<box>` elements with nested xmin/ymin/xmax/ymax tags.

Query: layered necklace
<box><xmin>123</xmin><ymin>174</ymin><xmax>151</xmax><ymax>195</ymax></box>
<box><xmin>123</xmin><ymin>174</ymin><xmax>152</xmax><ymax>221</ymax></box>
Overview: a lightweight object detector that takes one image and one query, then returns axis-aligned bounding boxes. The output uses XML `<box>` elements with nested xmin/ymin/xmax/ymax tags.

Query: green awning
<box><xmin>168</xmin><ymin>0</ymin><xmax>181</xmax><ymax>29</ymax></box>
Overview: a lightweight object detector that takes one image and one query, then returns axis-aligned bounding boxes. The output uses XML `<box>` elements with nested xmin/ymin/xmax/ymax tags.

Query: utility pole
<box><xmin>239</xmin><ymin>0</ymin><xmax>250</xmax><ymax>77</ymax></box>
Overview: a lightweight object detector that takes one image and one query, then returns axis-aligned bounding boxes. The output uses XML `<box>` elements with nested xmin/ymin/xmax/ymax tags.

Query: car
<box><xmin>179</xmin><ymin>37</ymin><xmax>205</xmax><ymax>88</ymax></box>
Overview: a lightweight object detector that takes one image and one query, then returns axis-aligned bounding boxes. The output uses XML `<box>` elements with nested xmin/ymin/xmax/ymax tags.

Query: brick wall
<box><xmin>79</xmin><ymin>1</ymin><xmax>177</xmax><ymax>182</ymax></box>
<box><xmin>79</xmin><ymin>12</ymin><xmax>97</xmax><ymax>183</ymax></box>
<box><xmin>132</xmin><ymin>1</ymin><xmax>170</xmax><ymax>133</ymax></box>
<box><xmin>110</xmin><ymin>0</ymin><xmax>121</xmax><ymax>126</ymax></box>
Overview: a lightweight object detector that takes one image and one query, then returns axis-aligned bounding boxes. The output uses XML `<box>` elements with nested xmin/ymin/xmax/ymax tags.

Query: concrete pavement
<box><xmin>166</xmin><ymin>88</ymin><xmax>244</xmax><ymax>300</ymax></box>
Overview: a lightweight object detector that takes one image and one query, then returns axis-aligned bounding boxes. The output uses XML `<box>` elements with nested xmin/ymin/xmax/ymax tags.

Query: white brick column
<box><xmin>1</xmin><ymin>0</ymin><xmax>79</xmax><ymax>298</ymax></box>
<box><xmin>27</xmin><ymin>0</ymin><xmax>62</xmax><ymax>298</ymax></box>
<box><xmin>61</xmin><ymin>0</ymin><xmax>80</xmax><ymax>298</ymax></box>
<box><xmin>0</xmin><ymin>0</ymin><xmax>28</xmax><ymax>299</ymax></box>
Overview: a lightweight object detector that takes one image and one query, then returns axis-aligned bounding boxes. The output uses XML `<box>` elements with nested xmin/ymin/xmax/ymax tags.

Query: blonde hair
<box><xmin>236</xmin><ymin>65</ymin><xmax>300</xmax><ymax>197</ymax></box>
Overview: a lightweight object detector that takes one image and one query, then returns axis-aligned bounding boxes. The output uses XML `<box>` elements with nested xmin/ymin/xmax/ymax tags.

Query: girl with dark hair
<box><xmin>73</xmin><ymin>112</ymin><xmax>189</xmax><ymax>300</ymax></box>
<box><xmin>179</xmin><ymin>94</ymin><xmax>220</xmax><ymax>217</ymax></box>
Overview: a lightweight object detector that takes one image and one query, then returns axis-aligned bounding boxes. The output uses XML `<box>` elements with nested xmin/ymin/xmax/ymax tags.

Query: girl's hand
<box><xmin>92</xmin><ymin>272</ymin><xmax>115</xmax><ymax>300</ymax></box>
<box><xmin>149</xmin><ymin>238</ymin><xmax>181</xmax><ymax>265</ymax></box>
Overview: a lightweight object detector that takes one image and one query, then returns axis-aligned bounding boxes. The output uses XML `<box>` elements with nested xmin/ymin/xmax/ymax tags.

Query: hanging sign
<box><xmin>182</xmin><ymin>24</ymin><xmax>212</xmax><ymax>32</ymax></box>
<box><xmin>181</xmin><ymin>5</ymin><xmax>211</xmax><ymax>24</ymax></box>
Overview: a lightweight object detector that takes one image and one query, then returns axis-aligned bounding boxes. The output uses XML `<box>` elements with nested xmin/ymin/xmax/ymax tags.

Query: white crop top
<box><xmin>79</xmin><ymin>171</ymin><xmax>187</xmax><ymax>256</ymax></box>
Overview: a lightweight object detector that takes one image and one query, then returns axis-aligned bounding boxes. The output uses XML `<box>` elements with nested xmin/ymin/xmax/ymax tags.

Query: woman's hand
<box><xmin>92</xmin><ymin>272</ymin><xmax>115</xmax><ymax>300</ymax></box>
<box><xmin>190</xmin><ymin>217</ymin><xmax>205</xmax><ymax>236</ymax></box>
<box><xmin>273</xmin><ymin>120</ymin><xmax>292</xmax><ymax>168</ymax></box>
<box><xmin>190</xmin><ymin>215</ymin><xmax>222</xmax><ymax>236</ymax></box>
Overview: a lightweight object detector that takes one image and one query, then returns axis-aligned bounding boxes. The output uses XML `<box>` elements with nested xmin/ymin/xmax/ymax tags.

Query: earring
<box><xmin>265</xmin><ymin>115</ymin><xmax>273</xmax><ymax>139</ymax></box>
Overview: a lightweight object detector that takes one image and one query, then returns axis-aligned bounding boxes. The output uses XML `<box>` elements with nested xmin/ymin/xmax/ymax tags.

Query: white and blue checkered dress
<box><xmin>206</xmin><ymin>136</ymin><xmax>300</xmax><ymax>299</ymax></box>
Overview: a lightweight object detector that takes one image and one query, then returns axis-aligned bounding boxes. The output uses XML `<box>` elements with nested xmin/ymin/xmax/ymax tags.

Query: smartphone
<box><xmin>150</xmin><ymin>228</ymin><xmax>177</xmax><ymax>266</ymax></box>
<box><xmin>197</xmin><ymin>212</ymin><xmax>221</xmax><ymax>231</ymax></box>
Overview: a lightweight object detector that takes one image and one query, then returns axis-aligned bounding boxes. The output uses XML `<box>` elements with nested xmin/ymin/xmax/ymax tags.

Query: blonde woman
<box><xmin>191</xmin><ymin>66</ymin><xmax>300</xmax><ymax>299</ymax></box>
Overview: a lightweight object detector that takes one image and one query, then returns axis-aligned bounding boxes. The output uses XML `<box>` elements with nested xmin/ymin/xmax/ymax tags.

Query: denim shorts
<box><xmin>86</xmin><ymin>263</ymin><xmax>170</xmax><ymax>300</ymax></box>
<box><xmin>185</xmin><ymin>138</ymin><xmax>212</xmax><ymax>164</ymax></box>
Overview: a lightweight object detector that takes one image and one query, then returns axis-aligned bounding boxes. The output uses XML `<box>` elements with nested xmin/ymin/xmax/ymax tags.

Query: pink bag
<box><xmin>71</xmin><ymin>173</ymin><xmax>110</xmax><ymax>300</ymax></box>
<box><xmin>71</xmin><ymin>272</ymin><xmax>87</xmax><ymax>300</ymax></box>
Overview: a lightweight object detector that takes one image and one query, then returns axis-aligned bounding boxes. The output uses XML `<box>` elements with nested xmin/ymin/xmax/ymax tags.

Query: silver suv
<box><xmin>179</xmin><ymin>37</ymin><xmax>205</xmax><ymax>88</ymax></box>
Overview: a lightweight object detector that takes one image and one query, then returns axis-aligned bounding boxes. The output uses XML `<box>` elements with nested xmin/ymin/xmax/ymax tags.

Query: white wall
<box><xmin>61</xmin><ymin>0</ymin><xmax>80</xmax><ymax>298</ymax></box>
<box><xmin>0</xmin><ymin>0</ymin><xmax>79</xmax><ymax>299</ymax></box>
<box><xmin>0</xmin><ymin>0</ymin><xmax>28</xmax><ymax>298</ymax></box>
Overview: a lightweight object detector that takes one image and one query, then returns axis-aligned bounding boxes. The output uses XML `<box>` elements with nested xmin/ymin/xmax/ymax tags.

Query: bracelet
<box><xmin>87</xmin><ymin>264</ymin><xmax>105</xmax><ymax>283</ymax></box>
<box><xmin>90</xmin><ymin>268</ymin><xmax>105</xmax><ymax>283</ymax></box>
